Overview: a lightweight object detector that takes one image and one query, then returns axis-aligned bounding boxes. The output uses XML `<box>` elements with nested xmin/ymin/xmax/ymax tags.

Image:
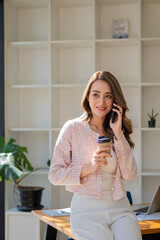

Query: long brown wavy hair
<box><xmin>81</xmin><ymin>71</ymin><xmax>134</xmax><ymax>148</ymax></box>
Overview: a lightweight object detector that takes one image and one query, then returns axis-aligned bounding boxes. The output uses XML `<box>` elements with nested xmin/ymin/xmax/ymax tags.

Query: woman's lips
<box><xmin>96</xmin><ymin>106</ymin><xmax>106</xmax><ymax>111</ymax></box>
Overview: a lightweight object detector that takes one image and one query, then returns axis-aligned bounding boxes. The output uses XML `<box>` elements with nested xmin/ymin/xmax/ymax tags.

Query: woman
<box><xmin>48</xmin><ymin>71</ymin><xmax>142</xmax><ymax>240</ymax></box>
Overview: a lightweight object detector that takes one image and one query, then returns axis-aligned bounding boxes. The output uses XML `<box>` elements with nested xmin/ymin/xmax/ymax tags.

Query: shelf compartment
<box><xmin>8</xmin><ymin>41</ymin><xmax>49</xmax><ymax>49</ymax></box>
<box><xmin>142</xmin><ymin>170</ymin><xmax>160</xmax><ymax>176</ymax></box>
<box><xmin>9</xmin><ymin>85</ymin><xmax>49</xmax><ymax>89</ymax></box>
<box><xmin>95</xmin><ymin>43</ymin><xmax>140</xmax><ymax>84</ymax></box>
<box><xmin>7</xmin><ymin>46</ymin><xmax>49</xmax><ymax>85</ymax></box>
<box><xmin>123</xmin><ymin>176</ymin><xmax>140</xmax><ymax>203</ymax></box>
<box><xmin>121</xmin><ymin>87</ymin><xmax>140</xmax><ymax>128</ymax></box>
<box><xmin>142</xmin><ymin>1</ymin><xmax>160</xmax><ymax>38</ymax></box>
<box><xmin>51</xmin><ymin>84</ymin><xmax>85</xmax><ymax>88</ymax></box>
<box><xmin>8</xmin><ymin>88</ymin><xmax>50</xmax><ymax>129</ymax></box>
<box><xmin>141</xmin><ymin>127</ymin><xmax>160</xmax><ymax>131</ymax></box>
<box><xmin>142</xmin><ymin>131</ymin><xmax>160</xmax><ymax>172</ymax></box>
<box><xmin>141</xmin><ymin>38</ymin><xmax>160</xmax><ymax>46</ymax></box>
<box><xmin>9</xmin><ymin>128</ymin><xmax>49</xmax><ymax>132</ymax></box>
<box><xmin>96</xmin><ymin>0</ymin><xmax>139</xmax><ymax>3</ymax></box>
<box><xmin>6</xmin><ymin>0</ymin><xmax>49</xmax><ymax>41</ymax></box>
<box><xmin>9</xmin><ymin>131</ymin><xmax>49</xmax><ymax>168</ymax></box>
<box><xmin>51</xmin><ymin>40</ymin><xmax>93</xmax><ymax>48</ymax></box>
<box><xmin>95</xmin><ymin>38</ymin><xmax>139</xmax><ymax>47</ymax></box>
<box><xmin>51</xmin><ymin>45</ymin><xmax>94</xmax><ymax>84</ymax></box>
<box><xmin>51</xmin><ymin>0</ymin><xmax>94</xmax><ymax>40</ymax></box>
<box><xmin>142</xmin><ymin>176</ymin><xmax>160</xmax><ymax>203</ymax></box>
<box><xmin>141</xmin><ymin>86</ymin><xmax>160</xmax><ymax>128</ymax></box>
<box><xmin>95</xmin><ymin>0</ymin><xmax>139</xmax><ymax>39</ymax></box>
<box><xmin>141</xmin><ymin>83</ymin><xmax>160</xmax><ymax>87</ymax></box>
<box><xmin>51</xmin><ymin>131</ymin><xmax>61</xmax><ymax>155</ymax></box>
<box><xmin>131</xmin><ymin>129</ymin><xmax>140</xmax><ymax>172</ymax></box>
<box><xmin>51</xmin><ymin>87</ymin><xmax>84</xmax><ymax>128</ymax></box>
<box><xmin>141</xmin><ymin>44</ymin><xmax>160</xmax><ymax>83</ymax></box>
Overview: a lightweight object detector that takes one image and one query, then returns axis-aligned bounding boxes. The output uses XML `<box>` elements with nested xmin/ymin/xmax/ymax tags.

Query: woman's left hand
<box><xmin>110</xmin><ymin>103</ymin><xmax>123</xmax><ymax>140</ymax></box>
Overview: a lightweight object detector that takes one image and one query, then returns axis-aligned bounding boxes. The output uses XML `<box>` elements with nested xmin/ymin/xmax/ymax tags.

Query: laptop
<box><xmin>133</xmin><ymin>185</ymin><xmax>160</xmax><ymax>215</ymax></box>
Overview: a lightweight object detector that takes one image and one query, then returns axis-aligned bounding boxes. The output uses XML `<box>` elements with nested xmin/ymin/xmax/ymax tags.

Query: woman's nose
<box><xmin>99</xmin><ymin>97</ymin><xmax>105</xmax><ymax>105</ymax></box>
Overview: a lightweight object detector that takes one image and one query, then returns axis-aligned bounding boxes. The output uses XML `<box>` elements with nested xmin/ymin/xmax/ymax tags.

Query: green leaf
<box><xmin>5</xmin><ymin>166</ymin><xmax>22</xmax><ymax>182</ymax></box>
<box><xmin>8</xmin><ymin>165</ymin><xmax>22</xmax><ymax>182</ymax></box>
<box><xmin>0</xmin><ymin>153</ymin><xmax>22</xmax><ymax>183</ymax></box>
<box><xmin>13</xmin><ymin>159</ymin><xmax>22</xmax><ymax>171</ymax></box>
<box><xmin>154</xmin><ymin>113</ymin><xmax>159</xmax><ymax>118</ymax></box>
<box><xmin>148</xmin><ymin>110</ymin><xmax>159</xmax><ymax>121</ymax></box>
<box><xmin>5</xmin><ymin>167</ymin><xmax>11</xmax><ymax>182</ymax></box>
<box><xmin>22</xmin><ymin>154</ymin><xmax>33</xmax><ymax>171</ymax></box>
<box><xmin>20</xmin><ymin>147</ymin><xmax>28</xmax><ymax>154</ymax></box>
<box><xmin>0</xmin><ymin>164</ymin><xmax>8</xmax><ymax>181</ymax></box>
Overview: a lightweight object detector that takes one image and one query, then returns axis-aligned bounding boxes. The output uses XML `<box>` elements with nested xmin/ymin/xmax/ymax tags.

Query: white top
<box><xmin>102</xmin><ymin>146</ymin><xmax>117</xmax><ymax>173</ymax></box>
<box><xmin>102</xmin><ymin>147</ymin><xmax>117</xmax><ymax>193</ymax></box>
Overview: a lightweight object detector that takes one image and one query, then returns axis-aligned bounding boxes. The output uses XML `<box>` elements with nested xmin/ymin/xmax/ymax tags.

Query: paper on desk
<box><xmin>43</xmin><ymin>208</ymin><xmax>71</xmax><ymax>217</ymax></box>
<box><xmin>136</xmin><ymin>212</ymin><xmax>160</xmax><ymax>221</ymax></box>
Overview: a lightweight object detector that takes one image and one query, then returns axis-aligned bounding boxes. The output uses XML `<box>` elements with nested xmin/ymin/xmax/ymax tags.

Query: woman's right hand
<box><xmin>90</xmin><ymin>147</ymin><xmax>112</xmax><ymax>174</ymax></box>
<box><xmin>80</xmin><ymin>147</ymin><xmax>112</xmax><ymax>179</ymax></box>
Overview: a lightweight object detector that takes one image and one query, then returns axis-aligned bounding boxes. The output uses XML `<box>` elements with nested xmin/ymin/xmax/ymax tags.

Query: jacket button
<box><xmin>111</xmin><ymin>187</ymin><xmax>114</xmax><ymax>191</ymax></box>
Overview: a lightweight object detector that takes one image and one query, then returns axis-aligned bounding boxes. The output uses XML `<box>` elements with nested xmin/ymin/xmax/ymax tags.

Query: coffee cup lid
<box><xmin>96</xmin><ymin>136</ymin><xmax>111</xmax><ymax>143</ymax></box>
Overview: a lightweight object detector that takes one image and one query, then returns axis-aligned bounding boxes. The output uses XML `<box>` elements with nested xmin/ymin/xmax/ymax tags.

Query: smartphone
<box><xmin>111</xmin><ymin>104</ymin><xmax>118</xmax><ymax>123</ymax></box>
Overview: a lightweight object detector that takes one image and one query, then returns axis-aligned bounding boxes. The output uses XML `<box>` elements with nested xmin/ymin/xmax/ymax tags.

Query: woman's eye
<box><xmin>93</xmin><ymin>93</ymin><xmax>98</xmax><ymax>97</ymax></box>
<box><xmin>105</xmin><ymin>95</ymin><xmax>112</xmax><ymax>98</ymax></box>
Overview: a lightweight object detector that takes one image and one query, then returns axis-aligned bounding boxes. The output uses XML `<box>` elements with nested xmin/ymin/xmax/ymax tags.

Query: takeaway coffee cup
<box><xmin>96</xmin><ymin>136</ymin><xmax>111</xmax><ymax>154</ymax></box>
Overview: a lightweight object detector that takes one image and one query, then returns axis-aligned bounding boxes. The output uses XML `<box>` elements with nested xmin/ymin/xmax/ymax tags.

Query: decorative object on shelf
<box><xmin>113</xmin><ymin>19</ymin><xmax>128</xmax><ymax>39</ymax></box>
<box><xmin>148</xmin><ymin>109</ymin><xmax>159</xmax><ymax>128</ymax></box>
<box><xmin>0</xmin><ymin>137</ymin><xmax>48</xmax><ymax>211</ymax></box>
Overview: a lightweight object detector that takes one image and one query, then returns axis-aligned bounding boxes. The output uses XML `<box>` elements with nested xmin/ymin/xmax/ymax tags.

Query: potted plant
<box><xmin>148</xmin><ymin>109</ymin><xmax>159</xmax><ymax>128</ymax></box>
<box><xmin>0</xmin><ymin>136</ymin><xmax>48</xmax><ymax>211</ymax></box>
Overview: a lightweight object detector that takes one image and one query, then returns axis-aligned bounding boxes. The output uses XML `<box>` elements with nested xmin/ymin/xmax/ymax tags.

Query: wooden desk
<box><xmin>32</xmin><ymin>210</ymin><xmax>73</xmax><ymax>238</ymax></box>
<box><xmin>32</xmin><ymin>209</ymin><xmax>160</xmax><ymax>238</ymax></box>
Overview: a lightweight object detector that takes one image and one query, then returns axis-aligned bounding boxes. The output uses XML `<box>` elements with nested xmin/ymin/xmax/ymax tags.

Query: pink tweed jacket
<box><xmin>48</xmin><ymin>118</ymin><xmax>137</xmax><ymax>201</ymax></box>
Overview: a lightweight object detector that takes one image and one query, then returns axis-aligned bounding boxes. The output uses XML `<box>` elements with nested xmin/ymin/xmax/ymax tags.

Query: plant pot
<box><xmin>148</xmin><ymin>120</ymin><xmax>156</xmax><ymax>128</ymax></box>
<box><xmin>16</xmin><ymin>186</ymin><xmax>44</xmax><ymax>211</ymax></box>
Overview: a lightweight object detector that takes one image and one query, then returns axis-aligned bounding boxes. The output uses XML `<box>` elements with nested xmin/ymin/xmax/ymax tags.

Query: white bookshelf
<box><xmin>5</xmin><ymin>0</ymin><xmax>160</xmax><ymax>221</ymax></box>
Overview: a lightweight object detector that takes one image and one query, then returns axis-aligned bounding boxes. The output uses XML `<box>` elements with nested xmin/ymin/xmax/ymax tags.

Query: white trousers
<box><xmin>70</xmin><ymin>192</ymin><xmax>142</xmax><ymax>240</ymax></box>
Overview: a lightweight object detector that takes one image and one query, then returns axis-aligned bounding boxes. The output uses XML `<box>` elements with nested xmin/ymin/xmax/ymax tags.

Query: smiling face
<box><xmin>88</xmin><ymin>80</ymin><xmax>114</xmax><ymax>122</ymax></box>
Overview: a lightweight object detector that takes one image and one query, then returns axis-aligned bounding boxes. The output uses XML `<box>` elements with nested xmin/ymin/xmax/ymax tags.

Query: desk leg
<box><xmin>45</xmin><ymin>224</ymin><xmax>57</xmax><ymax>240</ymax></box>
<box><xmin>142</xmin><ymin>233</ymin><xmax>160</xmax><ymax>240</ymax></box>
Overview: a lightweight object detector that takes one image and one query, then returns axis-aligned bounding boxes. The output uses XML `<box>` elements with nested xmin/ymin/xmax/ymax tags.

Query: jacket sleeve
<box><xmin>114</xmin><ymin>135</ymin><xmax>137</xmax><ymax>180</ymax></box>
<box><xmin>48</xmin><ymin>121</ymin><xmax>84</xmax><ymax>186</ymax></box>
